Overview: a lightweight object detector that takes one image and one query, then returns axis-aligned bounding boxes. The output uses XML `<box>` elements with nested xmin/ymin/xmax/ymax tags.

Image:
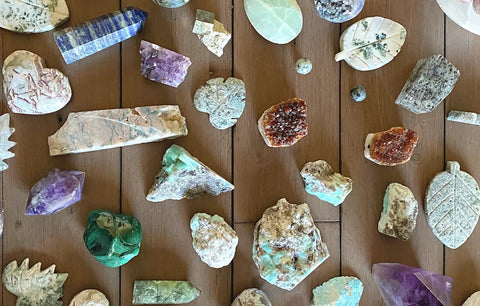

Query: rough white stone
<box><xmin>69</xmin><ymin>289</ymin><xmax>109</xmax><ymax>306</ymax></box>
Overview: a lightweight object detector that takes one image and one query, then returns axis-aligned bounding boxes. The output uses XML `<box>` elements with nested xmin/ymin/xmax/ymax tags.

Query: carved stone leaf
<box><xmin>425</xmin><ymin>161</ymin><xmax>480</xmax><ymax>249</ymax></box>
<box><xmin>0</xmin><ymin>113</ymin><xmax>15</xmax><ymax>171</ymax></box>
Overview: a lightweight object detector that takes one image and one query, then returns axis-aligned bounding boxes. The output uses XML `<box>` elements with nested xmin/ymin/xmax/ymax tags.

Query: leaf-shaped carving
<box><xmin>335</xmin><ymin>16</ymin><xmax>407</xmax><ymax>71</ymax></box>
<box><xmin>0</xmin><ymin>114</ymin><xmax>15</xmax><ymax>171</ymax></box>
<box><xmin>425</xmin><ymin>161</ymin><xmax>480</xmax><ymax>249</ymax></box>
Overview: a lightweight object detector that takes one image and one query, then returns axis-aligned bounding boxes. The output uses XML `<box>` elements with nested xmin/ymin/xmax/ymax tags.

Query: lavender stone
<box><xmin>25</xmin><ymin>169</ymin><xmax>85</xmax><ymax>215</ymax></box>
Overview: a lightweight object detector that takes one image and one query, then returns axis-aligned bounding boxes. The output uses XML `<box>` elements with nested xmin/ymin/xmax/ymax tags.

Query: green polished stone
<box><xmin>132</xmin><ymin>281</ymin><xmax>201</xmax><ymax>304</ymax></box>
<box><xmin>83</xmin><ymin>210</ymin><xmax>142</xmax><ymax>268</ymax></box>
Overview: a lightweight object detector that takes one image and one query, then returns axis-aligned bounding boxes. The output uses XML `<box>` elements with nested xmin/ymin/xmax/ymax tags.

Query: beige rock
<box><xmin>69</xmin><ymin>289</ymin><xmax>109</xmax><ymax>306</ymax></box>
<box><xmin>197</xmin><ymin>20</ymin><xmax>231</xmax><ymax>57</ymax></box>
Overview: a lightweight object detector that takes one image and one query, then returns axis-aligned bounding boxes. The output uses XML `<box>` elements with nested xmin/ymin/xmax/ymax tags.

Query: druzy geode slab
<box><xmin>147</xmin><ymin>144</ymin><xmax>234</xmax><ymax>202</ymax></box>
<box><xmin>84</xmin><ymin>210</ymin><xmax>142</xmax><ymax>268</ymax></box>
<box><xmin>314</xmin><ymin>0</ymin><xmax>365</xmax><ymax>23</ymax></box>
<box><xmin>54</xmin><ymin>7</ymin><xmax>147</xmax><ymax>64</ymax></box>
<box><xmin>132</xmin><ymin>281</ymin><xmax>201</xmax><ymax>304</ymax></box>
<box><xmin>372</xmin><ymin>263</ymin><xmax>453</xmax><ymax>306</ymax></box>
<box><xmin>364</xmin><ymin>127</ymin><xmax>418</xmax><ymax>166</ymax></box>
<box><xmin>232</xmin><ymin>288</ymin><xmax>271</xmax><ymax>306</ymax></box>
<box><xmin>312</xmin><ymin>276</ymin><xmax>364</xmax><ymax>305</ymax></box>
<box><xmin>253</xmin><ymin>198</ymin><xmax>330</xmax><ymax>290</ymax></box>
<box><xmin>48</xmin><ymin>105</ymin><xmax>187</xmax><ymax>156</ymax></box>
<box><xmin>0</xmin><ymin>113</ymin><xmax>15</xmax><ymax>172</ymax></box>
<box><xmin>25</xmin><ymin>168</ymin><xmax>85</xmax><ymax>215</ymax></box>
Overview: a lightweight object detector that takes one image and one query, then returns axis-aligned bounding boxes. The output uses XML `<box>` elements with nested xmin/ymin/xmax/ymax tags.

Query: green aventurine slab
<box><xmin>132</xmin><ymin>281</ymin><xmax>201</xmax><ymax>304</ymax></box>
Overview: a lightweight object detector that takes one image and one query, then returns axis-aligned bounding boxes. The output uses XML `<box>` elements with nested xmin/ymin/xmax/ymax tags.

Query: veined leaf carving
<box><xmin>335</xmin><ymin>16</ymin><xmax>407</xmax><ymax>71</ymax></box>
<box><xmin>425</xmin><ymin>161</ymin><xmax>480</xmax><ymax>249</ymax></box>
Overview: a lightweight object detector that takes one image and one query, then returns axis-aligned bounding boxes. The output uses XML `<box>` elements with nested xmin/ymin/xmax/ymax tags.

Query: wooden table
<box><xmin>1</xmin><ymin>0</ymin><xmax>479</xmax><ymax>305</ymax></box>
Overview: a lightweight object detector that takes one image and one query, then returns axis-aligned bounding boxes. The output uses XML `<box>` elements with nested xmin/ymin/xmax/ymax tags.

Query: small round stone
<box><xmin>350</xmin><ymin>85</ymin><xmax>366</xmax><ymax>102</ymax></box>
<box><xmin>295</xmin><ymin>58</ymin><xmax>313</xmax><ymax>75</ymax></box>
<box><xmin>69</xmin><ymin>289</ymin><xmax>109</xmax><ymax>306</ymax></box>
<box><xmin>314</xmin><ymin>0</ymin><xmax>365</xmax><ymax>23</ymax></box>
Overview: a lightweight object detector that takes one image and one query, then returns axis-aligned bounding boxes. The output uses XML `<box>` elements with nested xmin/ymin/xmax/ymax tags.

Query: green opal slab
<box><xmin>132</xmin><ymin>281</ymin><xmax>201</xmax><ymax>304</ymax></box>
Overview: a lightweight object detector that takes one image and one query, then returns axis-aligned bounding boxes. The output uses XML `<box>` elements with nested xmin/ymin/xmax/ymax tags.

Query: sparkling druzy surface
<box><xmin>232</xmin><ymin>288</ymin><xmax>272</xmax><ymax>306</ymax></box>
<box><xmin>312</xmin><ymin>276</ymin><xmax>364</xmax><ymax>306</ymax></box>
<box><xmin>314</xmin><ymin>0</ymin><xmax>365</xmax><ymax>23</ymax></box>
<box><xmin>83</xmin><ymin>210</ymin><xmax>142</xmax><ymax>268</ymax></box>
<box><xmin>132</xmin><ymin>281</ymin><xmax>201</xmax><ymax>304</ymax></box>
<box><xmin>54</xmin><ymin>7</ymin><xmax>147</xmax><ymax>64</ymax></box>
<box><xmin>364</xmin><ymin>127</ymin><xmax>418</xmax><ymax>166</ymax></box>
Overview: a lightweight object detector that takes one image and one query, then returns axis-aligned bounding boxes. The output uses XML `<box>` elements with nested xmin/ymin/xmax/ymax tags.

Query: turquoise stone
<box><xmin>83</xmin><ymin>210</ymin><xmax>142</xmax><ymax>267</ymax></box>
<box><xmin>312</xmin><ymin>276</ymin><xmax>363</xmax><ymax>305</ymax></box>
<box><xmin>132</xmin><ymin>281</ymin><xmax>201</xmax><ymax>304</ymax></box>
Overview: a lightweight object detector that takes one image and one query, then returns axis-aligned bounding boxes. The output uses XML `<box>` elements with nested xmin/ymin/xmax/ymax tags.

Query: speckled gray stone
<box><xmin>447</xmin><ymin>110</ymin><xmax>480</xmax><ymax>126</ymax></box>
<box><xmin>232</xmin><ymin>288</ymin><xmax>272</xmax><ymax>306</ymax></box>
<box><xmin>295</xmin><ymin>58</ymin><xmax>312</xmax><ymax>74</ymax></box>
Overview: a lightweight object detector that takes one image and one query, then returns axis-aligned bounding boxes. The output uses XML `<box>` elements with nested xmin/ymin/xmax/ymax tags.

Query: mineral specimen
<box><xmin>244</xmin><ymin>0</ymin><xmax>303</xmax><ymax>44</ymax></box>
<box><xmin>147</xmin><ymin>144</ymin><xmax>234</xmax><ymax>202</ymax></box>
<box><xmin>463</xmin><ymin>291</ymin><xmax>480</xmax><ymax>305</ymax></box>
<box><xmin>364</xmin><ymin>127</ymin><xmax>419</xmax><ymax>166</ymax></box>
<box><xmin>193</xmin><ymin>77</ymin><xmax>246</xmax><ymax>129</ymax></box>
<box><xmin>193</xmin><ymin>10</ymin><xmax>231</xmax><ymax>57</ymax></box>
<box><xmin>350</xmin><ymin>85</ymin><xmax>366</xmax><ymax>102</ymax></box>
<box><xmin>0</xmin><ymin>0</ymin><xmax>69</xmax><ymax>33</ymax></box>
<box><xmin>447</xmin><ymin>110</ymin><xmax>480</xmax><ymax>126</ymax></box>
<box><xmin>2</xmin><ymin>258</ymin><xmax>68</xmax><ymax>306</ymax></box>
<box><xmin>258</xmin><ymin>98</ymin><xmax>308</xmax><ymax>147</ymax></box>
<box><xmin>84</xmin><ymin>210</ymin><xmax>142</xmax><ymax>268</ymax></box>
<box><xmin>69</xmin><ymin>289</ymin><xmax>109</xmax><ymax>306</ymax></box>
<box><xmin>311</xmin><ymin>276</ymin><xmax>364</xmax><ymax>306</ymax></box>
<box><xmin>25</xmin><ymin>168</ymin><xmax>85</xmax><ymax>215</ymax></box>
<box><xmin>3</xmin><ymin>50</ymin><xmax>72</xmax><ymax>115</ymax></box>
<box><xmin>378</xmin><ymin>183</ymin><xmax>418</xmax><ymax>241</ymax></box>
<box><xmin>140</xmin><ymin>40</ymin><xmax>192</xmax><ymax>88</ymax></box>
<box><xmin>425</xmin><ymin>161</ymin><xmax>480</xmax><ymax>249</ymax></box>
<box><xmin>54</xmin><ymin>8</ymin><xmax>147</xmax><ymax>64</ymax></box>
<box><xmin>152</xmin><ymin>0</ymin><xmax>189</xmax><ymax>8</ymax></box>
<box><xmin>0</xmin><ymin>114</ymin><xmax>15</xmax><ymax>171</ymax></box>
<box><xmin>192</xmin><ymin>9</ymin><xmax>215</xmax><ymax>35</ymax></box>
<box><xmin>232</xmin><ymin>288</ymin><xmax>272</xmax><ymax>306</ymax></box>
<box><xmin>190</xmin><ymin>213</ymin><xmax>238</xmax><ymax>268</ymax></box>
<box><xmin>314</xmin><ymin>0</ymin><xmax>365</xmax><ymax>23</ymax></box>
<box><xmin>132</xmin><ymin>281</ymin><xmax>201</xmax><ymax>304</ymax></box>
<box><xmin>295</xmin><ymin>58</ymin><xmax>313</xmax><ymax>75</ymax></box>
<box><xmin>436</xmin><ymin>0</ymin><xmax>480</xmax><ymax>35</ymax></box>
<box><xmin>372</xmin><ymin>263</ymin><xmax>453</xmax><ymax>306</ymax></box>
<box><xmin>253</xmin><ymin>198</ymin><xmax>330</xmax><ymax>290</ymax></box>
<box><xmin>300</xmin><ymin>160</ymin><xmax>352</xmax><ymax>206</ymax></box>
<box><xmin>48</xmin><ymin>105</ymin><xmax>188</xmax><ymax>156</ymax></box>
<box><xmin>395</xmin><ymin>54</ymin><xmax>460</xmax><ymax>114</ymax></box>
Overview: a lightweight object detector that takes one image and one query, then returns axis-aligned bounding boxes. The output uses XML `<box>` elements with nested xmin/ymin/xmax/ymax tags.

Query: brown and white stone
<box><xmin>69</xmin><ymin>289</ymin><xmax>109</xmax><ymax>306</ymax></box>
<box><xmin>193</xmin><ymin>10</ymin><xmax>231</xmax><ymax>57</ymax></box>
<box><xmin>231</xmin><ymin>288</ymin><xmax>272</xmax><ymax>306</ymax></box>
<box><xmin>364</xmin><ymin>127</ymin><xmax>418</xmax><ymax>166</ymax></box>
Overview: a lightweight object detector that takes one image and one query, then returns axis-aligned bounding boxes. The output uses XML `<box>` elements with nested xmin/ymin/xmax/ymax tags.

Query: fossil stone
<box><xmin>69</xmin><ymin>289</ymin><xmax>109</xmax><ymax>306</ymax></box>
<box><xmin>192</xmin><ymin>9</ymin><xmax>215</xmax><ymax>35</ymax></box>
<box><xmin>48</xmin><ymin>105</ymin><xmax>187</xmax><ymax>156</ymax></box>
<box><xmin>253</xmin><ymin>198</ymin><xmax>330</xmax><ymax>290</ymax></box>
<box><xmin>193</xmin><ymin>10</ymin><xmax>231</xmax><ymax>57</ymax></box>
<box><xmin>463</xmin><ymin>291</ymin><xmax>480</xmax><ymax>305</ymax></box>
<box><xmin>295</xmin><ymin>58</ymin><xmax>313</xmax><ymax>75</ymax></box>
<box><xmin>350</xmin><ymin>85</ymin><xmax>366</xmax><ymax>102</ymax></box>
<box><xmin>378</xmin><ymin>183</ymin><xmax>418</xmax><ymax>241</ymax></box>
<box><xmin>3</xmin><ymin>50</ymin><xmax>72</xmax><ymax>115</ymax></box>
<box><xmin>2</xmin><ymin>258</ymin><xmax>68</xmax><ymax>306</ymax></box>
<box><xmin>151</xmin><ymin>0</ymin><xmax>190</xmax><ymax>8</ymax></box>
<box><xmin>0</xmin><ymin>114</ymin><xmax>15</xmax><ymax>172</ymax></box>
<box><xmin>311</xmin><ymin>276</ymin><xmax>364</xmax><ymax>306</ymax></box>
<box><xmin>314</xmin><ymin>0</ymin><xmax>365</xmax><ymax>23</ymax></box>
<box><xmin>232</xmin><ymin>288</ymin><xmax>272</xmax><ymax>306</ymax></box>
<box><xmin>190</xmin><ymin>213</ymin><xmax>238</xmax><ymax>268</ymax></box>
<box><xmin>147</xmin><ymin>144</ymin><xmax>234</xmax><ymax>202</ymax></box>
<box><xmin>395</xmin><ymin>54</ymin><xmax>460</xmax><ymax>114</ymax></box>
<box><xmin>194</xmin><ymin>77</ymin><xmax>246</xmax><ymax>129</ymax></box>
<box><xmin>132</xmin><ymin>281</ymin><xmax>201</xmax><ymax>304</ymax></box>
<box><xmin>447</xmin><ymin>110</ymin><xmax>480</xmax><ymax>126</ymax></box>
<box><xmin>301</xmin><ymin>160</ymin><xmax>352</xmax><ymax>206</ymax></box>
<box><xmin>258</xmin><ymin>98</ymin><xmax>308</xmax><ymax>147</ymax></box>
<box><xmin>364</xmin><ymin>127</ymin><xmax>418</xmax><ymax>166</ymax></box>
<box><xmin>425</xmin><ymin>161</ymin><xmax>480</xmax><ymax>249</ymax></box>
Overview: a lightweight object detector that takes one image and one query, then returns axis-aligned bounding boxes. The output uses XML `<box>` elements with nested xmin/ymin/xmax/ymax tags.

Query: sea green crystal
<box><xmin>83</xmin><ymin>210</ymin><xmax>142</xmax><ymax>268</ymax></box>
<box><xmin>132</xmin><ymin>281</ymin><xmax>201</xmax><ymax>304</ymax></box>
<box><xmin>312</xmin><ymin>276</ymin><xmax>364</xmax><ymax>306</ymax></box>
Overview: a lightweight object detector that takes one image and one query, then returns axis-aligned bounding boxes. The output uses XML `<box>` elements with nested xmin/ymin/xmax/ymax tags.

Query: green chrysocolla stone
<box><xmin>83</xmin><ymin>210</ymin><xmax>142</xmax><ymax>268</ymax></box>
<box><xmin>132</xmin><ymin>280</ymin><xmax>201</xmax><ymax>304</ymax></box>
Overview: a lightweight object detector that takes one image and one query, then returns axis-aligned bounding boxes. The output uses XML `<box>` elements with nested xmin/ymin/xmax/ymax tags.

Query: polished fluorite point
<box><xmin>372</xmin><ymin>263</ymin><xmax>453</xmax><ymax>306</ymax></box>
<box><xmin>132</xmin><ymin>281</ymin><xmax>201</xmax><ymax>304</ymax></box>
<box><xmin>314</xmin><ymin>0</ymin><xmax>365</xmax><ymax>23</ymax></box>
<box><xmin>84</xmin><ymin>210</ymin><xmax>142</xmax><ymax>268</ymax></box>
<box><xmin>312</xmin><ymin>276</ymin><xmax>363</xmax><ymax>305</ymax></box>
<box><xmin>54</xmin><ymin>7</ymin><xmax>147</xmax><ymax>64</ymax></box>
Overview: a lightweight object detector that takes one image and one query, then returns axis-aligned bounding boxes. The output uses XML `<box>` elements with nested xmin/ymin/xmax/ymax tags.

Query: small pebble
<box><xmin>295</xmin><ymin>58</ymin><xmax>313</xmax><ymax>75</ymax></box>
<box><xmin>350</xmin><ymin>85</ymin><xmax>366</xmax><ymax>102</ymax></box>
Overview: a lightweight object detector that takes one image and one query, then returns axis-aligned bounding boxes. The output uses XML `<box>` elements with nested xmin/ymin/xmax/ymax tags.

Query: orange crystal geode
<box><xmin>364</xmin><ymin>127</ymin><xmax>418</xmax><ymax>166</ymax></box>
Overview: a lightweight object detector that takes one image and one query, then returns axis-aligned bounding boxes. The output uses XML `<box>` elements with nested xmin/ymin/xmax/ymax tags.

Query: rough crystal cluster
<box><xmin>190</xmin><ymin>213</ymin><xmax>238</xmax><ymax>268</ymax></box>
<box><xmin>0</xmin><ymin>0</ymin><xmax>69</xmax><ymax>33</ymax></box>
<box><xmin>3</xmin><ymin>50</ymin><xmax>72</xmax><ymax>115</ymax></box>
<box><xmin>193</xmin><ymin>10</ymin><xmax>231</xmax><ymax>57</ymax></box>
<box><xmin>25</xmin><ymin>168</ymin><xmax>85</xmax><ymax>215</ymax></box>
<box><xmin>395</xmin><ymin>54</ymin><xmax>460</xmax><ymax>114</ymax></box>
<box><xmin>2</xmin><ymin>258</ymin><xmax>68</xmax><ymax>306</ymax></box>
<box><xmin>140</xmin><ymin>40</ymin><xmax>192</xmax><ymax>87</ymax></box>
<box><xmin>0</xmin><ymin>113</ymin><xmax>15</xmax><ymax>171</ymax></box>
<box><xmin>194</xmin><ymin>77</ymin><xmax>246</xmax><ymax>129</ymax></box>
<box><xmin>447</xmin><ymin>110</ymin><xmax>480</xmax><ymax>126</ymax></box>
<box><xmin>151</xmin><ymin>0</ymin><xmax>189</xmax><ymax>8</ymax></box>
<box><xmin>48</xmin><ymin>105</ymin><xmax>188</xmax><ymax>156</ymax></box>
<box><xmin>314</xmin><ymin>0</ymin><xmax>365</xmax><ymax>23</ymax></box>
<box><xmin>132</xmin><ymin>281</ymin><xmax>201</xmax><ymax>304</ymax></box>
<box><xmin>69</xmin><ymin>289</ymin><xmax>109</xmax><ymax>306</ymax></box>
<box><xmin>232</xmin><ymin>288</ymin><xmax>272</xmax><ymax>306</ymax></box>
<box><xmin>258</xmin><ymin>98</ymin><xmax>308</xmax><ymax>147</ymax></box>
<box><xmin>147</xmin><ymin>144</ymin><xmax>234</xmax><ymax>202</ymax></box>
<box><xmin>372</xmin><ymin>263</ymin><xmax>453</xmax><ymax>306</ymax></box>
<box><xmin>311</xmin><ymin>276</ymin><xmax>364</xmax><ymax>306</ymax></box>
<box><xmin>377</xmin><ymin>183</ymin><xmax>418</xmax><ymax>241</ymax></box>
<box><xmin>295</xmin><ymin>58</ymin><xmax>313</xmax><ymax>75</ymax></box>
<box><xmin>84</xmin><ymin>210</ymin><xmax>142</xmax><ymax>268</ymax></box>
<box><xmin>364</xmin><ymin>127</ymin><xmax>418</xmax><ymax>166</ymax></box>
<box><xmin>54</xmin><ymin>8</ymin><xmax>147</xmax><ymax>64</ymax></box>
<box><xmin>253</xmin><ymin>198</ymin><xmax>330</xmax><ymax>290</ymax></box>
<box><xmin>463</xmin><ymin>291</ymin><xmax>480</xmax><ymax>305</ymax></box>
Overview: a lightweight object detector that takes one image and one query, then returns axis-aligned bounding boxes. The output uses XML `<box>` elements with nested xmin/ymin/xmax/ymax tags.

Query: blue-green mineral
<box><xmin>312</xmin><ymin>276</ymin><xmax>363</xmax><ymax>306</ymax></box>
<box><xmin>132</xmin><ymin>280</ymin><xmax>201</xmax><ymax>304</ymax></box>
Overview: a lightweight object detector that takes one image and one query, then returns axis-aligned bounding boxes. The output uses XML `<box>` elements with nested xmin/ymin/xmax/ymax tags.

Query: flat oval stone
<box><xmin>69</xmin><ymin>289</ymin><xmax>109</xmax><ymax>306</ymax></box>
<box><xmin>152</xmin><ymin>0</ymin><xmax>189</xmax><ymax>8</ymax></box>
<box><xmin>314</xmin><ymin>0</ymin><xmax>365</xmax><ymax>23</ymax></box>
<box><xmin>232</xmin><ymin>288</ymin><xmax>271</xmax><ymax>306</ymax></box>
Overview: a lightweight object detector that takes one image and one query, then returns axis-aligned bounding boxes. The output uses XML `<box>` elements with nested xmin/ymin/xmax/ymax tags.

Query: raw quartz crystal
<box><xmin>364</xmin><ymin>127</ymin><xmax>418</xmax><ymax>166</ymax></box>
<box><xmin>463</xmin><ymin>291</ymin><xmax>480</xmax><ymax>305</ymax></box>
<box><xmin>395</xmin><ymin>54</ymin><xmax>460</xmax><ymax>114</ymax></box>
<box><xmin>300</xmin><ymin>160</ymin><xmax>352</xmax><ymax>206</ymax></box>
<box><xmin>231</xmin><ymin>288</ymin><xmax>272</xmax><ymax>306</ymax></box>
<box><xmin>3</xmin><ymin>50</ymin><xmax>72</xmax><ymax>115</ymax></box>
<box><xmin>0</xmin><ymin>114</ymin><xmax>15</xmax><ymax>171</ymax></box>
<box><xmin>372</xmin><ymin>263</ymin><xmax>453</xmax><ymax>306</ymax></box>
<box><xmin>132</xmin><ymin>281</ymin><xmax>201</xmax><ymax>304</ymax></box>
<box><xmin>377</xmin><ymin>183</ymin><xmax>418</xmax><ymax>241</ymax></box>
<box><xmin>25</xmin><ymin>168</ymin><xmax>85</xmax><ymax>215</ymax></box>
<box><xmin>314</xmin><ymin>0</ymin><xmax>365</xmax><ymax>23</ymax></box>
<box><xmin>193</xmin><ymin>10</ymin><xmax>231</xmax><ymax>57</ymax></box>
<box><xmin>147</xmin><ymin>144</ymin><xmax>234</xmax><ymax>202</ymax></box>
<box><xmin>0</xmin><ymin>0</ymin><xmax>69</xmax><ymax>33</ymax></box>
<box><xmin>54</xmin><ymin>7</ymin><xmax>147</xmax><ymax>64</ymax></box>
<box><xmin>190</xmin><ymin>213</ymin><xmax>238</xmax><ymax>268</ymax></box>
<box><xmin>140</xmin><ymin>40</ymin><xmax>192</xmax><ymax>87</ymax></box>
<box><xmin>2</xmin><ymin>258</ymin><xmax>68</xmax><ymax>306</ymax></box>
<box><xmin>193</xmin><ymin>77</ymin><xmax>246</xmax><ymax>129</ymax></box>
<box><xmin>83</xmin><ymin>210</ymin><xmax>142</xmax><ymax>268</ymax></box>
<box><xmin>311</xmin><ymin>276</ymin><xmax>364</xmax><ymax>306</ymax></box>
<box><xmin>253</xmin><ymin>198</ymin><xmax>330</xmax><ymax>290</ymax></box>
<box><xmin>69</xmin><ymin>289</ymin><xmax>109</xmax><ymax>306</ymax></box>
<box><xmin>151</xmin><ymin>0</ymin><xmax>190</xmax><ymax>8</ymax></box>
<box><xmin>258</xmin><ymin>98</ymin><xmax>308</xmax><ymax>147</ymax></box>
<box><xmin>48</xmin><ymin>105</ymin><xmax>188</xmax><ymax>156</ymax></box>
